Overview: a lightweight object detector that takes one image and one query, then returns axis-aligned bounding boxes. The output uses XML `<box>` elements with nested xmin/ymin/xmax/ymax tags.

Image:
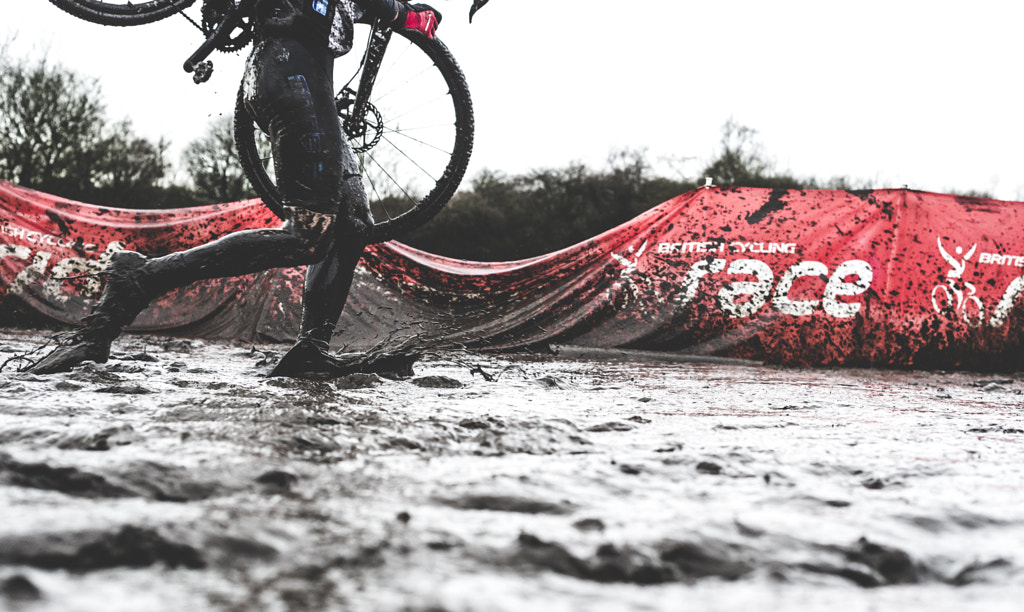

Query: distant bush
<box><xmin>0</xmin><ymin>47</ymin><xmax>182</xmax><ymax>208</ymax></box>
<box><xmin>402</xmin><ymin>122</ymin><xmax>877</xmax><ymax>260</ymax></box>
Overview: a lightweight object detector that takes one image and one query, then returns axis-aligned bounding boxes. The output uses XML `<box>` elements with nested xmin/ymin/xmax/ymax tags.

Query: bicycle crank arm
<box><xmin>183</xmin><ymin>3</ymin><xmax>247</xmax><ymax>83</ymax></box>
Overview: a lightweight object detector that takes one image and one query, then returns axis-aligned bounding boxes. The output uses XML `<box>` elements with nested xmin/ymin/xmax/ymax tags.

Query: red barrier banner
<box><xmin>3</xmin><ymin>181</ymin><xmax>1023</xmax><ymax>369</ymax></box>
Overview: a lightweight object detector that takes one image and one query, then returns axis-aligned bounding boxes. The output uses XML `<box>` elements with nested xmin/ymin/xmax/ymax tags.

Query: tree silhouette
<box><xmin>0</xmin><ymin>48</ymin><xmax>170</xmax><ymax>206</ymax></box>
<box><xmin>181</xmin><ymin>115</ymin><xmax>256</xmax><ymax>204</ymax></box>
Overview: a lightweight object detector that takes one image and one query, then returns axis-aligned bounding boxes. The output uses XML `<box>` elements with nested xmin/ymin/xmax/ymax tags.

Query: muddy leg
<box><xmin>271</xmin><ymin>174</ymin><xmax>371</xmax><ymax>377</ymax></box>
<box><xmin>26</xmin><ymin>215</ymin><xmax>335</xmax><ymax>375</ymax></box>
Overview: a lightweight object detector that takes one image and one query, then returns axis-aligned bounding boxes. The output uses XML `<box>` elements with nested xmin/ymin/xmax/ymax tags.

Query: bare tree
<box><xmin>182</xmin><ymin>115</ymin><xmax>255</xmax><ymax>204</ymax></box>
<box><xmin>92</xmin><ymin>119</ymin><xmax>171</xmax><ymax>207</ymax></box>
<box><xmin>0</xmin><ymin>48</ymin><xmax>171</xmax><ymax>205</ymax></box>
<box><xmin>0</xmin><ymin>50</ymin><xmax>106</xmax><ymax>196</ymax></box>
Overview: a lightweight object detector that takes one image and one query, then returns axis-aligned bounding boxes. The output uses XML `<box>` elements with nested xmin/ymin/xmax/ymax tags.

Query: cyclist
<box><xmin>28</xmin><ymin>0</ymin><xmax>442</xmax><ymax>376</ymax></box>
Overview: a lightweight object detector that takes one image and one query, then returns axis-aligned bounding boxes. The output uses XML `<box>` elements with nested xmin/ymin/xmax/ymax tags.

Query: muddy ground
<box><xmin>0</xmin><ymin>327</ymin><xmax>1022</xmax><ymax>611</ymax></box>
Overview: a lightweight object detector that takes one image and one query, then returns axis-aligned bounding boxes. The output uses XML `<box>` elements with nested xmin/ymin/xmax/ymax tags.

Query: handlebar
<box><xmin>186</xmin><ymin>0</ymin><xmax>491</xmax><ymax>84</ymax></box>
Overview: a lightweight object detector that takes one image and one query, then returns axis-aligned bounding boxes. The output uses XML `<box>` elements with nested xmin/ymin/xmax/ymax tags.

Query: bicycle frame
<box><xmin>185</xmin><ymin>2</ymin><xmax>391</xmax><ymax>136</ymax></box>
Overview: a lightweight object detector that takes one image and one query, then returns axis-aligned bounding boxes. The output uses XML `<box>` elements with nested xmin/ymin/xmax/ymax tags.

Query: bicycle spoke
<box><xmin>380</xmin><ymin>91</ymin><xmax>455</xmax><ymax>125</ymax></box>
<box><xmin>359</xmin><ymin>156</ymin><xmax>391</xmax><ymax>219</ymax></box>
<box><xmin>380</xmin><ymin>134</ymin><xmax>440</xmax><ymax>185</ymax></box>
<box><xmin>380</xmin><ymin>126</ymin><xmax>454</xmax><ymax>157</ymax></box>
<box><xmin>363</xmin><ymin>150</ymin><xmax>421</xmax><ymax>219</ymax></box>
<box><xmin>372</xmin><ymin>62</ymin><xmax>440</xmax><ymax>105</ymax></box>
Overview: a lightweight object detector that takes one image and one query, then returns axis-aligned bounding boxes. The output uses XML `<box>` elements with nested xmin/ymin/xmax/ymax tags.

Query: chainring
<box><xmin>201</xmin><ymin>0</ymin><xmax>254</xmax><ymax>52</ymax></box>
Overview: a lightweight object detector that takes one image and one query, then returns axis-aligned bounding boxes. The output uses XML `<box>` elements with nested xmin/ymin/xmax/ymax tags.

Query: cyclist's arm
<box><xmin>353</xmin><ymin>0</ymin><xmax>407</xmax><ymax>25</ymax></box>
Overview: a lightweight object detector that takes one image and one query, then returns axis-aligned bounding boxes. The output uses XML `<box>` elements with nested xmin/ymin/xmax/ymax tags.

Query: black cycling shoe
<box><xmin>270</xmin><ymin>338</ymin><xmax>421</xmax><ymax>379</ymax></box>
<box><xmin>270</xmin><ymin>337</ymin><xmax>355</xmax><ymax>378</ymax></box>
<box><xmin>25</xmin><ymin>337</ymin><xmax>113</xmax><ymax>374</ymax></box>
<box><xmin>25</xmin><ymin>251</ymin><xmax>151</xmax><ymax>374</ymax></box>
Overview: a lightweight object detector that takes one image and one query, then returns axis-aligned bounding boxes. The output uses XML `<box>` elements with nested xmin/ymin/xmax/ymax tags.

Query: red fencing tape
<box><xmin>3</xmin><ymin>181</ymin><xmax>1023</xmax><ymax>369</ymax></box>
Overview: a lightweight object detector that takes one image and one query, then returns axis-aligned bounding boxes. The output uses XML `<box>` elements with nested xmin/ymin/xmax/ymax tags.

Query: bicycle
<box><xmin>47</xmin><ymin>0</ymin><xmax>476</xmax><ymax>243</ymax></box>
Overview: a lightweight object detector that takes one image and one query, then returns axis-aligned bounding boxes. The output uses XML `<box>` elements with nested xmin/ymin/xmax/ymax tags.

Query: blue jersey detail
<box><xmin>312</xmin><ymin>0</ymin><xmax>328</xmax><ymax>16</ymax></box>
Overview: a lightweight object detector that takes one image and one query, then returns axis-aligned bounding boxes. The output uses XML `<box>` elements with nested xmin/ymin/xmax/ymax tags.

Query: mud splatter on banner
<box><xmin>2</xmin><ymin>181</ymin><xmax>1023</xmax><ymax>369</ymax></box>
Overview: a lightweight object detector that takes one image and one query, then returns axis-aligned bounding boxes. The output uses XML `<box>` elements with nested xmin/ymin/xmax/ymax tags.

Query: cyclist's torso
<box><xmin>254</xmin><ymin>0</ymin><xmax>360</xmax><ymax>56</ymax></box>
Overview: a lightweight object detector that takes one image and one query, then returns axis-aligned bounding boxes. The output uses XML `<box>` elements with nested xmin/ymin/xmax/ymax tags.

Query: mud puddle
<box><xmin>0</xmin><ymin>327</ymin><xmax>1022</xmax><ymax>611</ymax></box>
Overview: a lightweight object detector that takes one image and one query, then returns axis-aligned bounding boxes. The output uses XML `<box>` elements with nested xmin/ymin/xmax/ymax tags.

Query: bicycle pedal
<box><xmin>192</xmin><ymin>61</ymin><xmax>214</xmax><ymax>84</ymax></box>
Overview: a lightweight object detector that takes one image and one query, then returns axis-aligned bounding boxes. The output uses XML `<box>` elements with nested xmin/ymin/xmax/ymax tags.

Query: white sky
<box><xmin>6</xmin><ymin>0</ymin><xmax>1024</xmax><ymax>200</ymax></box>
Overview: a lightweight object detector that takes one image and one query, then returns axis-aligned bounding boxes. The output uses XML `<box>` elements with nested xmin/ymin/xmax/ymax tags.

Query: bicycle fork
<box><xmin>339</xmin><ymin>23</ymin><xmax>392</xmax><ymax>141</ymax></box>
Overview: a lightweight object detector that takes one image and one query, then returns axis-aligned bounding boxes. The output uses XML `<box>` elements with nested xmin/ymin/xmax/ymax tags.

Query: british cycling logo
<box><xmin>612</xmin><ymin>238</ymin><xmax>873</xmax><ymax>320</ymax></box>
<box><xmin>931</xmin><ymin>237</ymin><xmax>982</xmax><ymax>325</ymax></box>
<box><xmin>931</xmin><ymin>236</ymin><xmax>1024</xmax><ymax>328</ymax></box>
<box><xmin>609</xmin><ymin>240</ymin><xmax>662</xmax><ymax>317</ymax></box>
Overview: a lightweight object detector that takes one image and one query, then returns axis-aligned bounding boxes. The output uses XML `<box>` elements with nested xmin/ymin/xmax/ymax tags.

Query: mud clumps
<box><xmin>1</xmin><ymin>575</ymin><xmax>42</xmax><ymax>602</ymax></box>
<box><xmin>437</xmin><ymin>493</ymin><xmax>576</xmax><ymax>515</ymax></box>
<box><xmin>56</xmin><ymin>425</ymin><xmax>138</xmax><ymax>450</ymax></box>
<box><xmin>586</xmin><ymin>421</ymin><xmax>635</xmax><ymax>432</ymax></box>
<box><xmin>511</xmin><ymin>534</ymin><xmax>752</xmax><ymax>584</ymax></box>
<box><xmin>96</xmin><ymin>384</ymin><xmax>154</xmax><ymax>395</ymax></box>
<box><xmin>0</xmin><ymin>526</ymin><xmax>205</xmax><ymax>571</ymax></box>
<box><xmin>0</xmin><ymin>452</ymin><xmax>134</xmax><ymax>498</ymax></box>
<box><xmin>531</xmin><ymin>375</ymin><xmax>573</xmax><ymax>389</ymax></box>
<box><xmin>508</xmin><ymin>534</ymin><xmax>967</xmax><ymax>589</ymax></box>
<box><xmin>255</xmin><ymin>469</ymin><xmax>298</xmax><ymax>492</ymax></box>
<box><xmin>0</xmin><ymin>453</ymin><xmax>223</xmax><ymax>501</ymax></box>
<box><xmin>658</xmin><ymin>540</ymin><xmax>754</xmax><ymax>581</ymax></box>
<box><xmin>802</xmin><ymin>537</ymin><xmax>921</xmax><ymax>587</ymax></box>
<box><xmin>411</xmin><ymin>375</ymin><xmax>463</xmax><ymax>389</ymax></box>
<box><xmin>333</xmin><ymin>373</ymin><xmax>384</xmax><ymax>389</ymax></box>
<box><xmin>695</xmin><ymin>461</ymin><xmax>723</xmax><ymax>475</ymax></box>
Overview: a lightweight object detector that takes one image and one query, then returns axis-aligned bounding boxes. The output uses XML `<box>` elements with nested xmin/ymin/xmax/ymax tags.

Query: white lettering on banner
<box><xmin>669</xmin><ymin>257</ymin><xmax>873</xmax><ymax>319</ymax></box>
<box><xmin>1</xmin><ymin>244</ymin><xmax>31</xmax><ymax>263</ymax></box>
<box><xmin>9</xmin><ymin>252</ymin><xmax>52</xmax><ymax>297</ymax></box>
<box><xmin>979</xmin><ymin>252</ymin><xmax>1024</xmax><ymax>267</ymax></box>
<box><xmin>657</xmin><ymin>241</ymin><xmax>797</xmax><ymax>256</ymax></box>
<box><xmin>1</xmin><ymin>242</ymin><xmax>123</xmax><ymax>302</ymax></box>
<box><xmin>823</xmin><ymin>260</ymin><xmax>873</xmax><ymax>318</ymax></box>
<box><xmin>1</xmin><ymin>223</ymin><xmax>97</xmax><ymax>251</ymax></box>
<box><xmin>717</xmin><ymin>259</ymin><xmax>774</xmax><ymax>318</ymax></box>
<box><xmin>673</xmin><ymin>258</ymin><xmax>726</xmax><ymax>308</ymax></box>
<box><xmin>989</xmin><ymin>275</ymin><xmax>1024</xmax><ymax>328</ymax></box>
<box><xmin>730</xmin><ymin>242</ymin><xmax>797</xmax><ymax>255</ymax></box>
<box><xmin>773</xmin><ymin>261</ymin><xmax>829</xmax><ymax>316</ymax></box>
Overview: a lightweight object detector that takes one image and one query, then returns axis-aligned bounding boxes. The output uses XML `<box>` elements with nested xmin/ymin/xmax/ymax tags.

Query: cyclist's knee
<box><xmin>283</xmin><ymin>207</ymin><xmax>336</xmax><ymax>258</ymax></box>
<box><xmin>335</xmin><ymin>175</ymin><xmax>373</xmax><ymax>245</ymax></box>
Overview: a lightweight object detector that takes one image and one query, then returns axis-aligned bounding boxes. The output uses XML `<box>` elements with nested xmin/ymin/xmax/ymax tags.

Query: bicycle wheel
<box><xmin>235</xmin><ymin>27</ymin><xmax>474</xmax><ymax>243</ymax></box>
<box><xmin>48</xmin><ymin>0</ymin><xmax>195</xmax><ymax>26</ymax></box>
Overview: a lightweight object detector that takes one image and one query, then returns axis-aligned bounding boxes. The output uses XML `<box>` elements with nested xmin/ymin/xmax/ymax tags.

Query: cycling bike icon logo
<box><xmin>609</xmin><ymin>240</ymin><xmax>665</xmax><ymax>318</ymax></box>
<box><xmin>931</xmin><ymin>237</ymin><xmax>984</xmax><ymax>326</ymax></box>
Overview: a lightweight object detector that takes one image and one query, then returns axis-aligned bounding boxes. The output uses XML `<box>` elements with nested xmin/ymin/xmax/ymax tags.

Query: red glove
<box><xmin>403</xmin><ymin>4</ymin><xmax>441</xmax><ymax>39</ymax></box>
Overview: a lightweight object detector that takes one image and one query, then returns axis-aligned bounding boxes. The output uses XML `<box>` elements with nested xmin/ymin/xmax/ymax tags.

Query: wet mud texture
<box><xmin>1</xmin><ymin>327</ymin><xmax>1022</xmax><ymax>611</ymax></box>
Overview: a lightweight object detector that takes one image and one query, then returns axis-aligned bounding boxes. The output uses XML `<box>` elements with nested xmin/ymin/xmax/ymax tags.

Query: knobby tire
<box><xmin>48</xmin><ymin>0</ymin><xmax>195</xmax><ymax>26</ymax></box>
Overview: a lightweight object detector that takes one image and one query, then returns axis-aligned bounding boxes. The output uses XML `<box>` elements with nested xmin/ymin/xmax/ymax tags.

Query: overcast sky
<box><xmin>6</xmin><ymin>0</ymin><xmax>1024</xmax><ymax>200</ymax></box>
